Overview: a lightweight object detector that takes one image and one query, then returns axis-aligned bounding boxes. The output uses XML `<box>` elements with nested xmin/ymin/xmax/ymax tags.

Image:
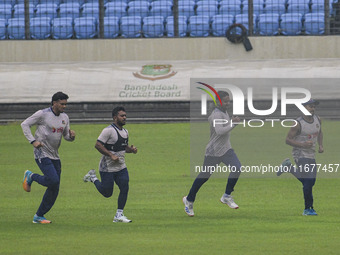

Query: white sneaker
<box><xmin>83</xmin><ymin>169</ymin><xmax>97</xmax><ymax>183</ymax></box>
<box><xmin>220</xmin><ymin>194</ymin><xmax>239</xmax><ymax>209</ymax></box>
<box><xmin>113</xmin><ymin>214</ymin><xmax>132</xmax><ymax>223</ymax></box>
<box><xmin>183</xmin><ymin>196</ymin><xmax>194</xmax><ymax>216</ymax></box>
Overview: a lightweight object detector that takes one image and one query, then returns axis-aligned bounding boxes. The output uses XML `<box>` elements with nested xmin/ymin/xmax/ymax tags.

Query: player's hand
<box><xmin>69</xmin><ymin>130</ymin><xmax>76</xmax><ymax>139</ymax></box>
<box><xmin>232</xmin><ymin>116</ymin><xmax>241</xmax><ymax>122</ymax></box>
<box><xmin>302</xmin><ymin>140</ymin><xmax>313</xmax><ymax>148</ymax></box>
<box><xmin>318</xmin><ymin>145</ymin><xmax>324</xmax><ymax>153</ymax></box>
<box><xmin>110</xmin><ymin>154</ymin><xmax>120</xmax><ymax>162</ymax></box>
<box><xmin>130</xmin><ymin>145</ymin><xmax>138</xmax><ymax>154</ymax></box>
<box><xmin>32</xmin><ymin>141</ymin><xmax>44</xmax><ymax>148</ymax></box>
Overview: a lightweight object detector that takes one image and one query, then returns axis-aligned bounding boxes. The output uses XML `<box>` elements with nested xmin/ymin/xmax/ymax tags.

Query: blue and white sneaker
<box><xmin>22</xmin><ymin>170</ymin><xmax>33</xmax><ymax>192</ymax></box>
<box><xmin>33</xmin><ymin>215</ymin><xmax>52</xmax><ymax>224</ymax></box>
<box><xmin>277</xmin><ymin>158</ymin><xmax>292</xmax><ymax>176</ymax></box>
<box><xmin>302</xmin><ymin>208</ymin><xmax>318</xmax><ymax>216</ymax></box>
<box><xmin>183</xmin><ymin>196</ymin><xmax>194</xmax><ymax>216</ymax></box>
<box><xmin>113</xmin><ymin>214</ymin><xmax>132</xmax><ymax>223</ymax></box>
<box><xmin>83</xmin><ymin>169</ymin><xmax>98</xmax><ymax>183</ymax></box>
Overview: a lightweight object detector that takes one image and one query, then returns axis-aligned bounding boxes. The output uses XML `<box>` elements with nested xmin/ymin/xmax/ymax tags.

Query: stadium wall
<box><xmin>1</xmin><ymin>36</ymin><xmax>340</xmax><ymax>62</ymax></box>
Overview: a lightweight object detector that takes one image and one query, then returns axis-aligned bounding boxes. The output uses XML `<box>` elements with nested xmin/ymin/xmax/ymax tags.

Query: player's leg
<box><xmin>183</xmin><ymin>156</ymin><xmax>220</xmax><ymax>216</ymax></box>
<box><xmin>112</xmin><ymin>168</ymin><xmax>131</xmax><ymax>223</ymax></box>
<box><xmin>220</xmin><ymin>149</ymin><xmax>241</xmax><ymax>209</ymax></box>
<box><xmin>93</xmin><ymin>171</ymin><xmax>114</xmax><ymax>198</ymax></box>
<box><xmin>33</xmin><ymin>158</ymin><xmax>61</xmax><ymax>223</ymax></box>
<box><xmin>298</xmin><ymin>159</ymin><xmax>318</xmax><ymax>215</ymax></box>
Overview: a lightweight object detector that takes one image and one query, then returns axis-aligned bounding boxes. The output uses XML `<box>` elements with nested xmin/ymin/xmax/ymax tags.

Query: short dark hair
<box><xmin>51</xmin><ymin>92</ymin><xmax>69</xmax><ymax>105</ymax></box>
<box><xmin>217</xmin><ymin>91</ymin><xmax>229</xmax><ymax>101</ymax></box>
<box><xmin>112</xmin><ymin>106</ymin><xmax>126</xmax><ymax>118</ymax></box>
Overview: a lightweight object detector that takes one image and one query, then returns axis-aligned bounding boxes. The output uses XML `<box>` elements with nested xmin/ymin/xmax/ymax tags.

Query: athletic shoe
<box><xmin>220</xmin><ymin>194</ymin><xmax>239</xmax><ymax>209</ymax></box>
<box><xmin>113</xmin><ymin>214</ymin><xmax>132</xmax><ymax>223</ymax></box>
<box><xmin>22</xmin><ymin>170</ymin><xmax>33</xmax><ymax>192</ymax></box>
<box><xmin>302</xmin><ymin>208</ymin><xmax>318</xmax><ymax>216</ymax></box>
<box><xmin>33</xmin><ymin>215</ymin><xmax>52</xmax><ymax>224</ymax></box>
<box><xmin>182</xmin><ymin>196</ymin><xmax>194</xmax><ymax>216</ymax></box>
<box><xmin>277</xmin><ymin>158</ymin><xmax>292</xmax><ymax>176</ymax></box>
<box><xmin>83</xmin><ymin>169</ymin><xmax>97</xmax><ymax>183</ymax></box>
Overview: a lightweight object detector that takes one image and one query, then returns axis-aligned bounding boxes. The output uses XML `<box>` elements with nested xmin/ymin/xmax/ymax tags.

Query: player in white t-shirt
<box><xmin>83</xmin><ymin>106</ymin><xmax>137</xmax><ymax>223</ymax></box>
<box><xmin>21</xmin><ymin>92</ymin><xmax>76</xmax><ymax>224</ymax></box>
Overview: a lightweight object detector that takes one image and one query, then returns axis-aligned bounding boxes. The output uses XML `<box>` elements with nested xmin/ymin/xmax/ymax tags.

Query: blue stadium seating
<box><xmin>13</xmin><ymin>3</ymin><xmax>34</xmax><ymax>19</ymax></box>
<box><xmin>35</xmin><ymin>3</ymin><xmax>58</xmax><ymax>19</ymax></box>
<box><xmin>120</xmin><ymin>15</ymin><xmax>142</xmax><ymax>37</ymax></box>
<box><xmin>52</xmin><ymin>17</ymin><xmax>74</xmax><ymax>39</ymax></box>
<box><xmin>235</xmin><ymin>13</ymin><xmax>257</xmax><ymax>32</ymax></box>
<box><xmin>127</xmin><ymin>1</ymin><xmax>150</xmax><ymax>18</ymax></box>
<box><xmin>0</xmin><ymin>0</ymin><xmax>16</xmax><ymax>7</ymax></box>
<box><xmin>280</xmin><ymin>12</ymin><xmax>303</xmax><ymax>35</ymax></box>
<box><xmin>103</xmin><ymin>16</ymin><xmax>119</xmax><ymax>38</ymax></box>
<box><xmin>81</xmin><ymin>2</ymin><xmax>99</xmax><ymax>19</ymax></box>
<box><xmin>263</xmin><ymin>4</ymin><xmax>286</xmax><ymax>14</ymax></box>
<box><xmin>219</xmin><ymin>2</ymin><xmax>242</xmax><ymax>16</ymax></box>
<box><xmin>265</xmin><ymin>0</ymin><xmax>287</xmax><ymax>5</ymax></box>
<box><xmin>0</xmin><ymin>4</ymin><xmax>12</xmax><ymax>21</ymax></box>
<box><xmin>178</xmin><ymin>0</ymin><xmax>195</xmax><ymax>18</ymax></box>
<box><xmin>30</xmin><ymin>17</ymin><xmax>51</xmax><ymax>39</ymax></box>
<box><xmin>143</xmin><ymin>15</ymin><xmax>165</xmax><ymax>37</ymax></box>
<box><xmin>149</xmin><ymin>4</ymin><xmax>172</xmax><ymax>18</ymax></box>
<box><xmin>74</xmin><ymin>16</ymin><xmax>97</xmax><ymax>38</ymax></box>
<box><xmin>258</xmin><ymin>13</ymin><xmax>279</xmax><ymax>35</ymax></box>
<box><xmin>7</xmin><ymin>17</ymin><xmax>25</xmax><ymax>39</ymax></box>
<box><xmin>59</xmin><ymin>2</ymin><xmax>80</xmax><ymax>19</ymax></box>
<box><xmin>104</xmin><ymin>1</ymin><xmax>127</xmax><ymax>17</ymax></box>
<box><xmin>166</xmin><ymin>15</ymin><xmax>188</xmax><ymax>37</ymax></box>
<box><xmin>211</xmin><ymin>14</ymin><xmax>234</xmax><ymax>36</ymax></box>
<box><xmin>304</xmin><ymin>12</ymin><xmax>324</xmax><ymax>34</ymax></box>
<box><xmin>188</xmin><ymin>15</ymin><xmax>210</xmax><ymax>37</ymax></box>
<box><xmin>0</xmin><ymin>18</ymin><xmax>6</xmax><ymax>39</ymax></box>
<box><xmin>196</xmin><ymin>4</ymin><xmax>218</xmax><ymax>18</ymax></box>
<box><xmin>242</xmin><ymin>4</ymin><xmax>265</xmax><ymax>16</ymax></box>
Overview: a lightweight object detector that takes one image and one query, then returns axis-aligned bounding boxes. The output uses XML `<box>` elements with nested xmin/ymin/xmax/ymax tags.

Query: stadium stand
<box><xmin>211</xmin><ymin>14</ymin><xmax>234</xmax><ymax>36</ymax></box>
<box><xmin>103</xmin><ymin>16</ymin><xmax>119</xmax><ymax>38</ymax></box>
<box><xmin>52</xmin><ymin>17</ymin><xmax>74</xmax><ymax>39</ymax></box>
<box><xmin>166</xmin><ymin>15</ymin><xmax>188</xmax><ymax>37</ymax></box>
<box><xmin>258</xmin><ymin>13</ymin><xmax>280</xmax><ymax>35</ymax></box>
<box><xmin>0</xmin><ymin>18</ymin><xmax>6</xmax><ymax>39</ymax></box>
<box><xmin>7</xmin><ymin>17</ymin><xmax>25</xmax><ymax>39</ymax></box>
<box><xmin>188</xmin><ymin>15</ymin><xmax>210</xmax><ymax>37</ymax></box>
<box><xmin>30</xmin><ymin>17</ymin><xmax>51</xmax><ymax>39</ymax></box>
<box><xmin>304</xmin><ymin>12</ymin><xmax>325</xmax><ymax>34</ymax></box>
<box><xmin>74</xmin><ymin>16</ymin><xmax>97</xmax><ymax>38</ymax></box>
<box><xmin>280</xmin><ymin>12</ymin><xmax>303</xmax><ymax>35</ymax></box>
<box><xmin>120</xmin><ymin>15</ymin><xmax>142</xmax><ymax>37</ymax></box>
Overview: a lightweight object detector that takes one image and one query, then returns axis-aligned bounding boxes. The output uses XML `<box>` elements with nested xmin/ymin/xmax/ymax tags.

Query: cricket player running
<box><xmin>278</xmin><ymin>99</ymin><xmax>323</xmax><ymax>216</ymax></box>
<box><xmin>21</xmin><ymin>92</ymin><xmax>76</xmax><ymax>224</ymax></box>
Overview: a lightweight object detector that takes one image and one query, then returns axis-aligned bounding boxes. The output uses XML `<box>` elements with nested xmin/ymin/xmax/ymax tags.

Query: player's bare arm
<box><xmin>286</xmin><ymin>123</ymin><xmax>313</xmax><ymax>149</ymax></box>
<box><xmin>95</xmin><ymin>141</ymin><xmax>119</xmax><ymax>161</ymax></box>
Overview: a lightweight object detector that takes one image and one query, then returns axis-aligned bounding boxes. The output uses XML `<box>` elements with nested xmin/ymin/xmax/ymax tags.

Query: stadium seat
<box><xmin>235</xmin><ymin>13</ymin><xmax>257</xmax><ymax>33</ymax></box>
<box><xmin>196</xmin><ymin>4</ymin><xmax>218</xmax><ymax>18</ymax></box>
<box><xmin>286</xmin><ymin>0</ymin><xmax>310</xmax><ymax>14</ymax></box>
<box><xmin>149</xmin><ymin>3</ymin><xmax>172</xmax><ymax>18</ymax></box>
<box><xmin>143</xmin><ymin>15</ymin><xmax>164</xmax><ymax>37</ymax></box>
<box><xmin>196</xmin><ymin>0</ymin><xmax>219</xmax><ymax>7</ymax></box>
<box><xmin>304</xmin><ymin>12</ymin><xmax>324</xmax><ymax>34</ymax></box>
<box><xmin>211</xmin><ymin>14</ymin><xmax>234</xmax><ymax>36</ymax></box>
<box><xmin>0</xmin><ymin>18</ymin><xmax>6</xmax><ymax>39</ymax></box>
<box><xmin>38</xmin><ymin>0</ymin><xmax>62</xmax><ymax>5</ymax></box>
<box><xmin>103</xmin><ymin>16</ymin><xmax>119</xmax><ymax>38</ymax></box>
<box><xmin>178</xmin><ymin>0</ymin><xmax>195</xmax><ymax>18</ymax></box>
<box><xmin>166</xmin><ymin>15</ymin><xmax>187</xmax><ymax>37</ymax></box>
<box><xmin>74</xmin><ymin>16</ymin><xmax>97</xmax><ymax>38</ymax></box>
<box><xmin>258</xmin><ymin>13</ymin><xmax>279</xmax><ymax>35</ymax></box>
<box><xmin>35</xmin><ymin>3</ymin><xmax>58</xmax><ymax>19</ymax></box>
<box><xmin>81</xmin><ymin>2</ymin><xmax>99</xmax><ymax>19</ymax></box>
<box><xmin>188</xmin><ymin>15</ymin><xmax>210</xmax><ymax>37</ymax></box>
<box><xmin>265</xmin><ymin>0</ymin><xmax>287</xmax><ymax>5</ymax></box>
<box><xmin>280</xmin><ymin>12</ymin><xmax>303</xmax><ymax>35</ymax></box>
<box><xmin>104</xmin><ymin>1</ymin><xmax>127</xmax><ymax>17</ymax></box>
<box><xmin>59</xmin><ymin>2</ymin><xmax>80</xmax><ymax>19</ymax></box>
<box><xmin>13</xmin><ymin>3</ymin><xmax>34</xmax><ymax>18</ymax></box>
<box><xmin>310</xmin><ymin>0</ymin><xmax>332</xmax><ymax>13</ymax></box>
<box><xmin>219</xmin><ymin>2</ymin><xmax>242</xmax><ymax>16</ymax></box>
<box><xmin>0</xmin><ymin>0</ymin><xmax>16</xmax><ymax>7</ymax></box>
<box><xmin>0</xmin><ymin>4</ymin><xmax>12</xmax><ymax>21</ymax></box>
<box><xmin>242</xmin><ymin>4</ymin><xmax>265</xmax><ymax>16</ymax></box>
<box><xmin>63</xmin><ymin>0</ymin><xmax>85</xmax><ymax>5</ymax></box>
<box><xmin>52</xmin><ymin>17</ymin><xmax>73</xmax><ymax>39</ymax></box>
<box><xmin>127</xmin><ymin>1</ymin><xmax>149</xmax><ymax>18</ymax></box>
<box><xmin>120</xmin><ymin>15</ymin><xmax>142</xmax><ymax>37</ymax></box>
<box><xmin>263</xmin><ymin>4</ymin><xmax>286</xmax><ymax>14</ymax></box>
<box><xmin>7</xmin><ymin>17</ymin><xmax>25</xmax><ymax>39</ymax></box>
<box><xmin>30</xmin><ymin>17</ymin><xmax>51</xmax><ymax>39</ymax></box>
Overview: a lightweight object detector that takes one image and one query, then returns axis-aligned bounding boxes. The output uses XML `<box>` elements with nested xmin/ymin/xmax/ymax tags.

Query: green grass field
<box><xmin>1</xmin><ymin>121</ymin><xmax>340</xmax><ymax>255</ymax></box>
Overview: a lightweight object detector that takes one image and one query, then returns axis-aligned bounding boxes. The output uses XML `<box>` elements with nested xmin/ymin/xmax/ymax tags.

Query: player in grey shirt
<box><xmin>21</xmin><ymin>92</ymin><xmax>76</xmax><ymax>224</ymax></box>
<box><xmin>83</xmin><ymin>106</ymin><xmax>137</xmax><ymax>223</ymax></box>
<box><xmin>277</xmin><ymin>99</ymin><xmax>323</xmax><ymax>216</ymax></box>
<box><xmin>183</xmin><ymin>90</ymin><xmax>243</xmax><ymax>217</ymax></box>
